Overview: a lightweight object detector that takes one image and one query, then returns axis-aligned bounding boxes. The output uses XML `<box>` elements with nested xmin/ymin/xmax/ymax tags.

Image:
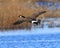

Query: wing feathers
<box><xmin>31</xmin><ymin>11</ymin><xmax>46</xmax><ymax>18</ymax></box>
<box><xmin>13</xmin><ymin>20</ymin><xmax>26</xmax><ymax>25</ymax></box>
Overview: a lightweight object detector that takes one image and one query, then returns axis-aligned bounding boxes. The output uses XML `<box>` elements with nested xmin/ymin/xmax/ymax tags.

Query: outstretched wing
<box><xmin>13</xmin><ymin>20</ymin><xmax>26</xmax><ymax>25</ymax></box>
<box><xmin>31</xmin><ymin>11</ymin><xmax>46</xmax><ymax>19</ymax></box>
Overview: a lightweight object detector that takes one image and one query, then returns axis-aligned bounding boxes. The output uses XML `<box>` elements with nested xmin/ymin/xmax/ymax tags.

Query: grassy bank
<box><xmin>0</xmin><ymin>0</ymin><xmax>60</xmax><ymax>29</ymax></box>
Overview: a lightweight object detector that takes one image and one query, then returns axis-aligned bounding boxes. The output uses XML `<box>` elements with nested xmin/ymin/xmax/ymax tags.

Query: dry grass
<box><xmin>0</xmin><ymin>0</ymin><xmax>60</xmax><ymax>29</ymax></box>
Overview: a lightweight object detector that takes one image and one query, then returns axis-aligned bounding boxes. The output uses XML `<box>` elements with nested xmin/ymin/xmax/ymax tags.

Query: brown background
<box><xmin>0</xmin><ymin>0</ymin><xmax>60</xmax><ymax>29</ymax></box>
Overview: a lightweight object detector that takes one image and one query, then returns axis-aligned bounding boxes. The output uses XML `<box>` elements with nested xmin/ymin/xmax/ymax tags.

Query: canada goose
<box><xmin>13</xmin><ymin>11</ymin><xmax>46</xmax><ymax>25</ymax></box>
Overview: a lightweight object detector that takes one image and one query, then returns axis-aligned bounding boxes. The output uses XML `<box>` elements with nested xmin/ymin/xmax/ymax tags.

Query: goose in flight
<box><xmin>13</xmin><ymin>11</ymin><xmax>46</xmax><ymax>25</ymax></box>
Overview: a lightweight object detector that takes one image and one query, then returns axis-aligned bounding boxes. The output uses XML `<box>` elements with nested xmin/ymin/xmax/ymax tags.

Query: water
<box><xmin>0</xmin><ymin>33</ymin><xmax>60</xmax><ymax>48</ymax></box>
<box><xmin>37</xmin><ymin>2</ymin><xmax>60</xmax><ymax>10</ymax></box>
<box><xmin>37</xmin><ymin>2</ymin><xmax>54</xmax><ymax>6</ymax></box>
<box><xmin>0</xmin><ymin>19</ymin><xmax>60</xmax><ymax>48</ymax></box>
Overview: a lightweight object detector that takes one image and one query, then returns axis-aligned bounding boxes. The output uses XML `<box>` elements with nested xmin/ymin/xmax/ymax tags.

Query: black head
<box><xmin>18</xmin><ymin>15</ymin><xmax>25</xmax><ymax>18</ymax></box>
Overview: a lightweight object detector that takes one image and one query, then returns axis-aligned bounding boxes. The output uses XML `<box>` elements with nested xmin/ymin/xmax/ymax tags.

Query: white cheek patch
<box><xmin>32</xmin><ymin>21</ymin><xmax>37</xmax><ymax>23</ymax></box>
<box><xmin>20</xmin><ymin>16</ymin><xmax>22</xmax><ymax>18</ymax></box>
